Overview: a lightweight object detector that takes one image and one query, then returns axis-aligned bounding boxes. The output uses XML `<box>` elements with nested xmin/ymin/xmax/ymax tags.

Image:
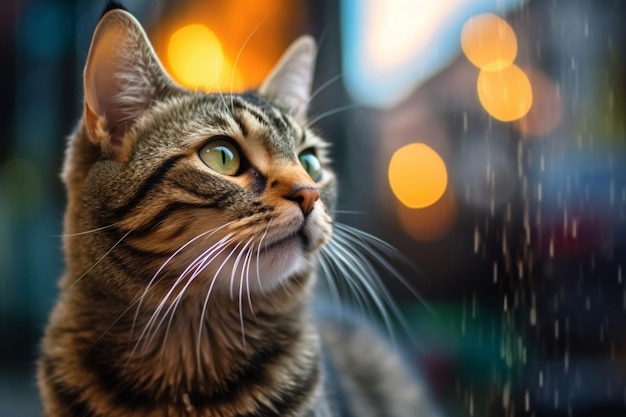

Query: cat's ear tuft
<box><xmin>259</xmin><ymin>35</ymin><xmax>317</xmax><ymax>122</ymax></box>
<box><xmin>83</xmin><ymin>9</ymin><xmax>172</xmax><ymax>162</ymax></box>
<box><xmin>100</xmin><ymin>0</ymin><xmax>128</xmax><ymax>19</ymax></box>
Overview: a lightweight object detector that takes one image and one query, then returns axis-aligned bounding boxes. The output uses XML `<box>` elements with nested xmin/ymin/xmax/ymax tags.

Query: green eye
<box><xmin>298</xmin><ymin>151</ymin><xmax>322</xmax><ymax>182</ymax></box>
<box><xmin>199</xmin><ymin>138</ymin><xmax>240</xmax><ymax>176</ymax></box>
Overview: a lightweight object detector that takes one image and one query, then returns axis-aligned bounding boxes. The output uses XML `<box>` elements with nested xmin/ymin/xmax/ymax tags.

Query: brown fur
<box><xmin>38</xmin><ymin>6</ymin><xmax>439</xmax><ymax>417</ymax></box>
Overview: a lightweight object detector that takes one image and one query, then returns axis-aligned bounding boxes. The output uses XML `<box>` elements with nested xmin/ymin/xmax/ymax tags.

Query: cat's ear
<box><xmin>259</xmin><ymin>35</ymin><xmax>317</xmax><ymax>122</ymax></box>
<box><xmin>83</xmin><ymin>9</ymin><xmax>173</xmax><ymax>161</ymax></box>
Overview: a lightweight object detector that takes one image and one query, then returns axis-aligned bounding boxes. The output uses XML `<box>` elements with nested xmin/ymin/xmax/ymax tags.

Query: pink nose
<box><xmin>286</xmin><ymin>187</ymin><xmax>320</xmax><ymax>216</ymax></box>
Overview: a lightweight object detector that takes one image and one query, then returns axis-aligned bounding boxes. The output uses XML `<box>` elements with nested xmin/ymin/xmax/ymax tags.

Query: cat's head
<box><xmin>63</xmin><ymin>8</ymin><xmax>336</xmax><ymax>297</ymax></box>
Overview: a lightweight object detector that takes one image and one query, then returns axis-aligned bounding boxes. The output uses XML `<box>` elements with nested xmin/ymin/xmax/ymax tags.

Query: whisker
<box><xmin>158</xmin><ymin>236</ymin><xmax>234</xmax><ymax>357</ymax></box>
<box><xmin>230</xmin><ymin>18</ymin><xmax>267</xmax><ymax>108</ymax></box>
<box><xmin>195</xmin><ymin>271</ymin><xmax>221</xmax><ymax>371</ymax></box>
<box><xmin>321</xmin><ymin>242</ymin><xmax>373</xmax><ymax>317</ymax></box>
<box><xmin>53</xmin><ymin>223</ymin><xmax>119</xmax><ymax>237</ymax></box>
<box><xmin>307</xmin><ymin>104</ymin><xmax>361</xmax><ymax>129</ymax></box>
<box><xmin>213</xmin><ymin>51</ymin><xmax>230</xmax><ymax>115</ymax></box>
<box><xmin>230</xmin><ymin>238</ymin><xmax>254</xmax><ymax>300</ymax></box>
<box><xmin>88</xmin><ymin>297</ymin><xmax>142</xmax><ymax>354</ymax></box>
<box><xmin>255</xmin><ymin>219</ymin><xmax>272</xmax><ymax>291</ymax></box>
<box><xmin>317</xmin><ymin>247</ymin><xmax>346</xmax><ymax>312</ymax></box>
<box><xmin>130</xmin><ymin>222</ymin><xmax>234</xmax><ymax>343</ymax></box>
<box><xmin>236</xmin><ymin>237</ymin><xmax>255</xmax><ymax>351</ymax></box>
<box><xmin>325</xmin><ymin>238</ymin><xmax>392</xmax><ymax>333</ymax></box>
<box><xmin>330</xmin><ymin>225</ymin><xmax>435</xmax><ymax>348</ymax></box>
<box><xmin>243</xmin><ymin>241</ymin><xmax>256</xmax><ymax>319</ymax></box>
<box><xmin>330</xmin><ymin>209</ymin><xmax>367</xmax><ymax>215</ymax></box>
<box><xmin>334</xmin><ymin>223</ymin><xmax>435</xmax><ymax>316</ymax></box>
<box><xmin>65</xmin><ymin>229</ymin><xmax>132</xmax><ymax>291</ymax></box>
<box><xmin>131</xmin><ymin>232</ymin><xmax>234</xmax><ymax>360</ymax></box>
<box><xmin>306</xmin><ymin>73</ymin><xmax>343</xmax><ymax>107</ymax></box>
<box><xmin>195</xmin><ymin>237</ymin><xmax>243</xmax><ymax>368</ymax></box>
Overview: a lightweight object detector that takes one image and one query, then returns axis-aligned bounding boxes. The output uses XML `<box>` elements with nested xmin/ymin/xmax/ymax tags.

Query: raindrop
<box><xmin>554</xmin><ymin>389</ymin><xmax>559</xmax><ymax>409</ymax></box>
<box><xmin>493</xmin><ymin>262</ymin><xmax>499</xmax><ymax>283</ymax></box>
<box><xmin>525</xmin><ymin>390</ymin><xmax>530</xmax><ymax>412</ymax></box>
<box><xmin>474</xmin><ymin>226</ymin><xmax>481</xmax><ymax>253</ymax></box>
<box><xmin>555</xmin><ymin>320</ymin><xmax>559</xmax><ymax>339</ymax></box>
<box><xmin>503</xmin><ymin>382</ymin><xmax>511</xmax><ymax>409</ymax></box>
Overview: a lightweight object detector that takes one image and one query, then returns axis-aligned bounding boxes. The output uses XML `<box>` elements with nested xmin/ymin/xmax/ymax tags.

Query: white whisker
<box><xmin>131</xmin><ymin>231</ymin><xmax>234</xmax><ymax>360</ymax></box>
<box><xmin>335</xmin><ymin>223</ymin><xmax>434</xmax><ymax>316</ymax></box>
<box><xmin>320</xmin><ymin>221</ymin><xmax>435</xmax><ymax>348</ymax></box>
<box><xmin>330</xmin><ymin>209</ymin><xmax>366</xmax><ymax>215</ymax></box>
<box><xmin>54</xmin><ymin>223</ymin><xmax>119</xmax><ymax>237</ymax></box>
<box><xmin>130</xmin><ymin>222</ymin><xmax>234</xmax><ymax>343</ymax></box>
<box><xmin>66</xmin><ymin>229</ymin><xmax>132</xmax><ymax>291</ymax></box>
<box><xmin>307</xmin><ymin>104</ymin><xmax>361</xmax><ymax>129</ymax></box>
<box><xmin>243</xmin><ymin>242</ymin><xmax>256</xmax><ymax>319</ymax></box>
<box><xmin>325</xmin><ymin>239</ymin><xmax>391</xmax><ymax>333</ymax></box>
<box><xmin>158</xmin><ymin>236</ymin><xmax>234</xmax><ymax>357</ymax></box>
<box><xmin>229</xmin><ymin>18</ymin><xmax>267</xmax><ymax>108</ymax></box>
<box><xmin>317</xmin><ymin>248</ymin><xmax>341</xmax><ymax>310</ymax></box>
<box><xmin>235</xmin><ymin>237</ymin><xmax>255</xmax><ymax>351</ymax></box>
<box><xmin>195</xmin><ymin>237</ymin><xmax>243</xmax><ymax>368</ymax></box>
<box><xmin>306</xmin><ymin>73</ymin><xmax>343</xmax><ymax>108</ymax></box>
<box><xmin>230</xmin><ymin>238</ymin><xmax>253</xmax><ymax>299</ymax></box>
<box><xmin>255</xmin><ymin>219</ymin><xmax>272</xmax><ymax>291</ymax></box>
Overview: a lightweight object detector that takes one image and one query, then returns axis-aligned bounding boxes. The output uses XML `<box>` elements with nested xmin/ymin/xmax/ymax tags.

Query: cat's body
<box><xmin>38</xmin><ymin>5</ymin><xmax>438</xmax><ymax>417</ymax></box>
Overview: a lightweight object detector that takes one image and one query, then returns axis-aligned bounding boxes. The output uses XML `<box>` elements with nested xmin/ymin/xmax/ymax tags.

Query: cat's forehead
<box><xmin>174</xmin><ymin>91</ymin><xmax>307</xmax><ymax>159</ymax></box>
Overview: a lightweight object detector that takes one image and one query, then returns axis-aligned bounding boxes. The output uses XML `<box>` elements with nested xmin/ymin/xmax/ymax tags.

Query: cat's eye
<box><xmin>199</xmin><ymin>138</ymin><xmax>241</xmax><ymax>176</ymax></box>
<box><xmin>298</xmin><ymin>150</ymin><xmax>322</xmax><ymax>182</ymax></box>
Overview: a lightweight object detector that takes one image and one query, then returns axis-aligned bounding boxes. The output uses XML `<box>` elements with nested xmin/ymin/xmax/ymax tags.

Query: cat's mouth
<box><xmin>264</xmin><ymin>225</ymin><xmax>310</xmax><ymax>252</ymax></box>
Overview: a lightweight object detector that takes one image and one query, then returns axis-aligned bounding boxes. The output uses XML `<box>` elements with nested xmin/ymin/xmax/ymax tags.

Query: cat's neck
<box><xmin>57</xmin><ymin>267</ymin><xmax>322</xmax><ymax>415</ymax></box>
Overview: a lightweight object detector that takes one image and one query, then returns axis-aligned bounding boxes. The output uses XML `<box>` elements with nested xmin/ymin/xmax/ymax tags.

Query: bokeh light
<box><xmin>477</xmin><ymin>63</ymin><xmax>533</xmax><ymax>122</ymax></box>
<box><xmin>167</xmin><ymin>24</ymin><xmax>242</xmax><ymax>91</ymax></box>
<box><xmin>388</xmin><ymin>143</ymin><xmax>448</xmax><ymax>209</ymax></box>
<box><xmin>395</xmin><ymin>188</ymin><xmax>457</xmax><ymax>241</ymax></box>
<box><xmin>513</xmin><ymin>69</ymin><xmax>564</xmax><ymax>137</ymax></box>
<box><xmin>154</xmin><ymin>0</ymin><xmax>305</xmax><ymax>93</ymax></box>
<box><xmin>461</xmin><ymin>13</ymin><xmax>517</xmax><ymax>71</ymax></box>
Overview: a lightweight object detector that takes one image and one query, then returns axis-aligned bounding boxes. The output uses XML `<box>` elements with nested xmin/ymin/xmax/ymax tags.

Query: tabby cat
<box><xmin>38</xmin><ymin>4</ymin><xmax>440</xmax><ymax>417</ymax></box>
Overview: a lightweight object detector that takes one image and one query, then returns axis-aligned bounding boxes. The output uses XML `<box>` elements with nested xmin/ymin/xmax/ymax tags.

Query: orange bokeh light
<box><xmin>461</xmin><ymin>13</ymin><xmax>517</xmax><ymax>71</ymax></box>
<box><xmin>167</xmin><ymin>24</ymin><xmax>244</xmax><ymax>91</ymax></box>
<box><xmin>388</xmin><ymin>143</ymin><xmax>448</xmax><ymax>209</ymax></box>
<box><xmin>513</xmin><ymin>69</ymin><xmax>564</xmax><ymax>137</ymax></box>
<box><xmin>395</xmin><ymin>187</ymin><xmax>457</xmax><ymax>241</ymax></box>
<box><xmin>153</xmin><ymin>0</ymin><xmax>306</xmax><ymax>93</ymax></box>
<box><xmin>477</xmin><ymin>63</ymin><xmax>533</xmax><ymax>122</ymax></box>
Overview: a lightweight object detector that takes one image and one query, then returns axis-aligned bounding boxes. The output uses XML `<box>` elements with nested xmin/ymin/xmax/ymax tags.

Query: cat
<box><xmin>37</xmin><ymin>3</ymin><xmax>440</xmax><ymax>417</ymax></box>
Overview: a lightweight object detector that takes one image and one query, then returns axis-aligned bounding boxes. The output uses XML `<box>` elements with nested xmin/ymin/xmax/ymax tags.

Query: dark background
<box><xmin>1</xmin><ymin>0</ymin><xmax>625</xmax><ymax>416</ymax></box>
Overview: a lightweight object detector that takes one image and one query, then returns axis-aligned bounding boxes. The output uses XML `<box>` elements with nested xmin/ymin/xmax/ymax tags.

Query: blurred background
<box><xmin>1</xmin><ymin>0</ymin><xmax>625</xmax><ymax>415</ymax></box>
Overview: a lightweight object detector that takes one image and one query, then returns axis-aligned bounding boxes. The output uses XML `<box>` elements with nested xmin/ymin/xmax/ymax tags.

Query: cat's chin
<box><xmin>257</xmin><ymin>241</ymin><xmax>313</xmax><ymax>289</ymax></box>
<box><xmin>174</xmin><ymin>232</ymin><xmax>315</xmax><ymax>297</ymax></box>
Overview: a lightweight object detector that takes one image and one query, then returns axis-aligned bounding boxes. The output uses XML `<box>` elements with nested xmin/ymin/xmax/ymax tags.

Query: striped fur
<box><xmin>38</xmin><ymin>6</ymin><xmax>439</xmax><ymax>417</ymax></box>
